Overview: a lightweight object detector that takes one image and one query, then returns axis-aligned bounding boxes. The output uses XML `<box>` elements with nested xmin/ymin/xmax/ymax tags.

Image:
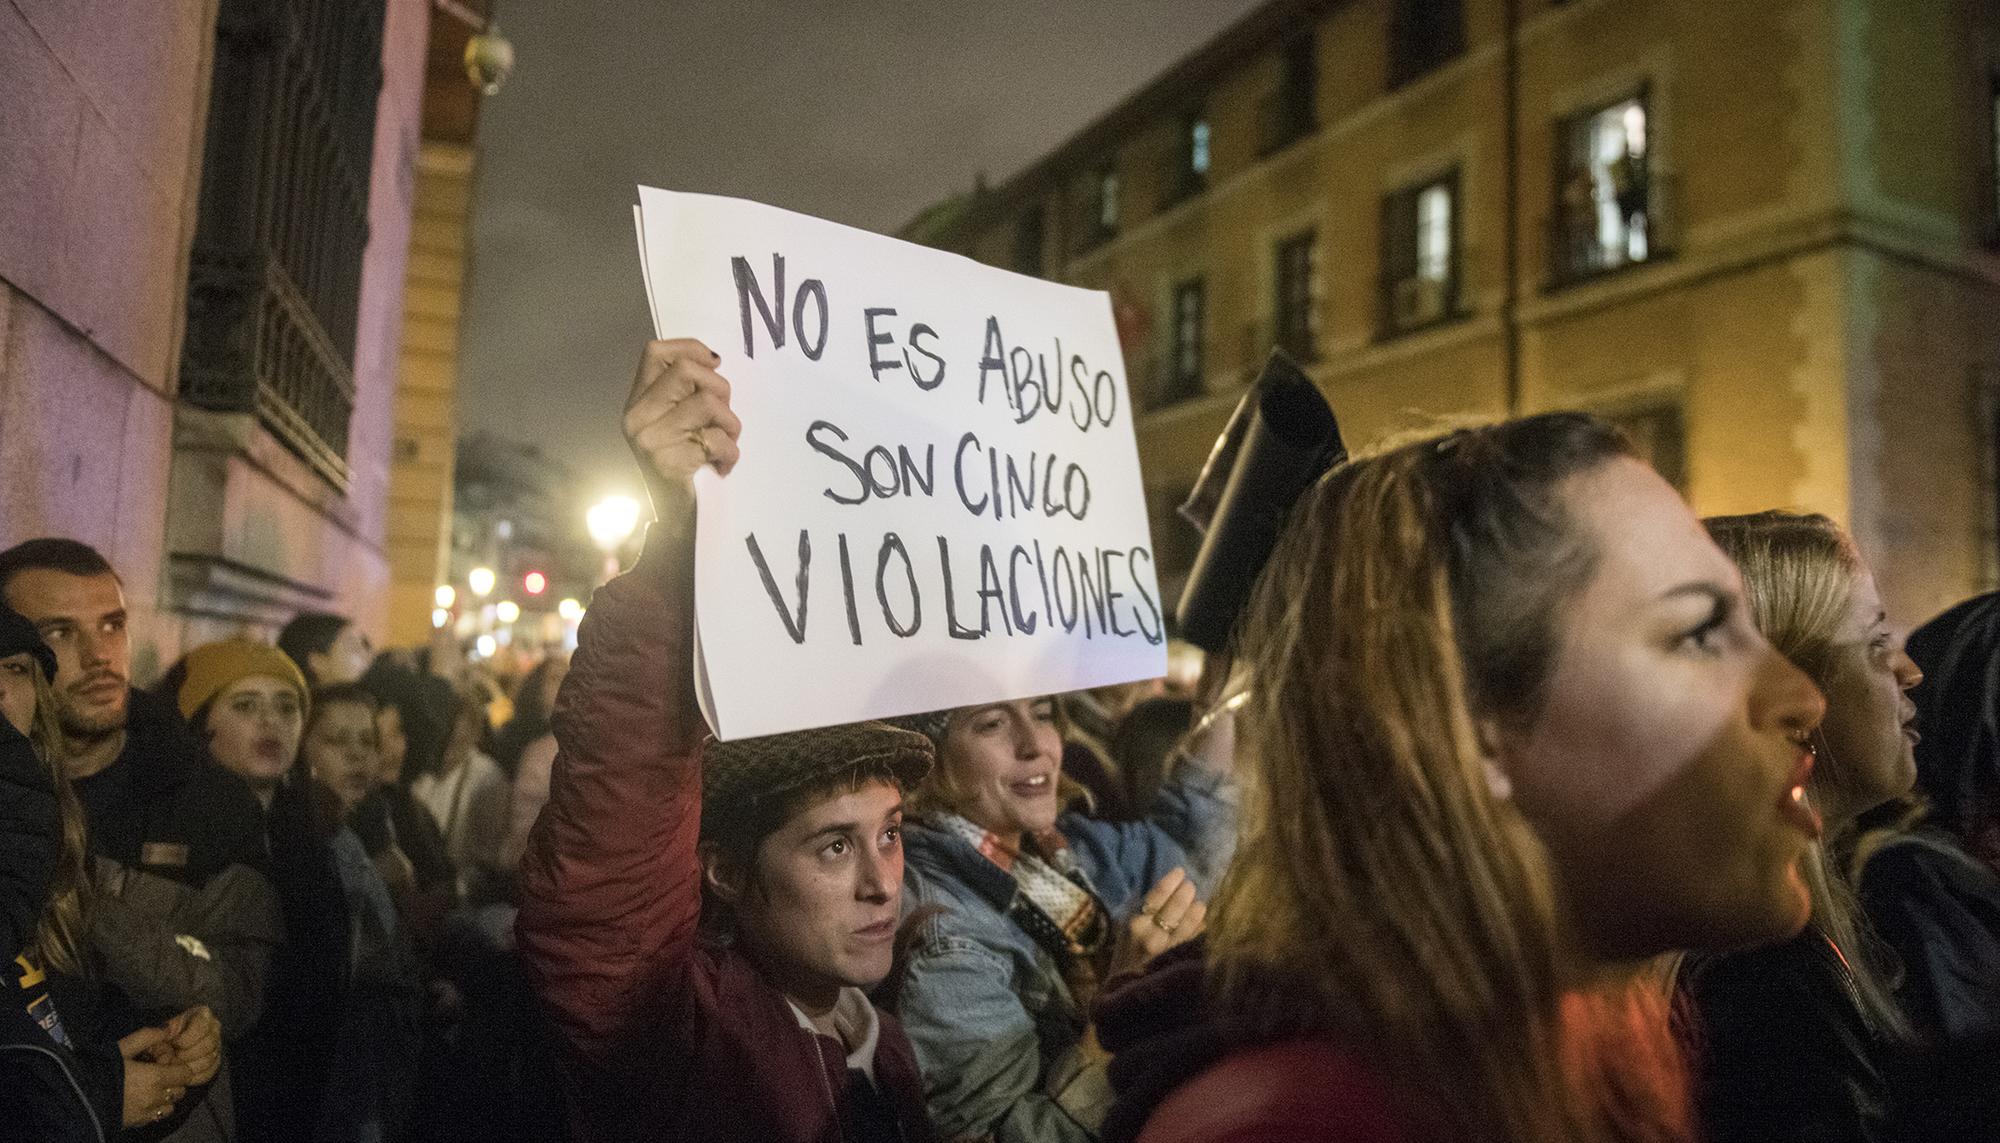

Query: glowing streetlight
<box><xmin>435</xmin><ymin>584</ymin><xmax>456</xmax><ymax>609</ymax></box>
<box><xmin>557</xmin><ymin>597</ymin><xmax>584</xmax><ymax>621</ymax></box>
<box><xmin>587</xmin><ymin>495</ymin><xmax>643</xmax><ymax>581</ymax></box>
<box><xmin>468</xmin><ymin>566</ymin><xmax>497</xmax><ymax>599</ymax></box>
<box><xmin>523</xmin><ymin>570</ymin><xmax>548</xmax><ymax>595</ymax></box>
<box><xmin>496</xmin><ymin>600</ymin><xmax>522</xmax><ymax>624</ymax></box>
<box><xmin>475</xmin><ymin>634</ymin><xmax>497</xmax><ymax>659</ymax></box>
<box><xmin>431</xmin><ymin>608</ymin><xmax>450</xmax><ymax>629</ymax></box>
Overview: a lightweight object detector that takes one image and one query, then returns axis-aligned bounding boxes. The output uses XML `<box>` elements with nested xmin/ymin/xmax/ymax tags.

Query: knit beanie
<box><xmin>177</xmin><ymin>639</ymin><xmax>310</xmax><ymax>722</ymax></box>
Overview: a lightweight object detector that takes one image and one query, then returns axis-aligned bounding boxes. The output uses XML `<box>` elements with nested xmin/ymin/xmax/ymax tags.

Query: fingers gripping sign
<box><xmin>624</xmin><ymin>338</ymin><xmax>743</xmax><ymax>493</ymax></box>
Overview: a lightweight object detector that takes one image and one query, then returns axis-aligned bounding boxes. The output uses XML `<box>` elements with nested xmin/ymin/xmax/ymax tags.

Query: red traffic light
<box><xmin>524</xmin><ymin>571</ymin><xmax>548</xmax><ymax>595</ymax></box>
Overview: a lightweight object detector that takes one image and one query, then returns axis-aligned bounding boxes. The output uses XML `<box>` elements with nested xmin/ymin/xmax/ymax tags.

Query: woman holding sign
<box><xmin>887</xmin><ymin>695</ymin><xmax>1234</xmax><ymax>1142</ymax></box>
<box><xmin>1094</xmin><ymin>415</ymin><xmax>1830</xmax><ymax>1143</ymax></box>
<box><xmin>516</xmin><ymin>340</ymin><xmax>938</xmax><ymax>1143</ymax></box>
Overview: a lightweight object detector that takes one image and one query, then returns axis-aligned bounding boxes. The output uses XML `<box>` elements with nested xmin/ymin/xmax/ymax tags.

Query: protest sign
<box><xmin>633</xmin><ymin>188</ymin><xmax>1166</xmax><ymax>740</ymax></box>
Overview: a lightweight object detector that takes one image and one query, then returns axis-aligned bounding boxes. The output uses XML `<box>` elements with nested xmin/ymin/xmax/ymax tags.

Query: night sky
<box><xmin>456</xmin><ymin>1</ymin><xmax>1266</xmax><ymax>503</ymax></box>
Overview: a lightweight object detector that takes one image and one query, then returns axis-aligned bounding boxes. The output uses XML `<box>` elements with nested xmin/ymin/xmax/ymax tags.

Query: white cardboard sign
<box><xmin>633</xmin><ymin>188</ymin><xmax>1166</xmax><ymax>740</ymax></box>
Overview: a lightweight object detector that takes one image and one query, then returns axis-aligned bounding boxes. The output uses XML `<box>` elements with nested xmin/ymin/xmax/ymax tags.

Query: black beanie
<box><xmin>0</xmin><ymin>605</ymin><xmax>57</xmax><ymax>684</ymax></box>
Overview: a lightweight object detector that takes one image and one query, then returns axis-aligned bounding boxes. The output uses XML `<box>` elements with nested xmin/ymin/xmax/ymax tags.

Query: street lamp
<box><xmin>496</xmin><ymin>600</ymin><xmax>522</xmax><ymax>624</ymax></box>
<box><xmin>587</xmin><ymin>495</ymin><xmax>643</xmax><ymax>581</ymax></box>
<box><xmin>469</xmin><ymin>566</ymin><xmax>497</xmax><ymax>599</ymax></box>
<box><xmin>435</xmin><ymin>585</ymin><xmax>457</xmax><ymax>610</ymax></box>
<box><xmin>557</xmin><ymin>598</ymin><xmax>584</xmax><ymax>622</ymax></box>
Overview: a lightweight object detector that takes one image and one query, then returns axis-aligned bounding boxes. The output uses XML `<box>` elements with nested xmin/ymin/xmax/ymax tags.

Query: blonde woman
<box><xmin>892</xmin><ymin>695</ymin><xmax>1233</xmax><ymax>1142</ymax></box>
<box><xmin>1679</xmin><ymin>512</ymin><xmax>1919</xmax><ymax>1142</ymax></box>
<box><xmin>1098</xmin><ymin>414</ymin><xmax>1827</xmax><ymax>1143</ymax></box>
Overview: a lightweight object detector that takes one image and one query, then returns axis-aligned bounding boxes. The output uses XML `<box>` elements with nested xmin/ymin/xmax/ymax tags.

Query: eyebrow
<box><xmin>803</xmin><ymin>804</ymin><xmax>904</xmax><ymax>843</ymax></box>
<box><xmin>1659</xmin><ymin>582</ymin><xmax>1730</xmax><ymax>605</ymax></box>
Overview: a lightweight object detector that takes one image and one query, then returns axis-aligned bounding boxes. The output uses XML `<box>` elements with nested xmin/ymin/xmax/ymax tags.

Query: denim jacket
<box><xmin>892</xmin><ymin>761</ymin><xmax>1234</xmax><ymax>1143</ymax></box>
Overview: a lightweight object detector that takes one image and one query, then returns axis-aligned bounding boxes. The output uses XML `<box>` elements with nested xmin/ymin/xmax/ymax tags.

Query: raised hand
<box><xmin>622</xmin><ymin>339</ymin><xmax>743</xmax><ymax>524</ymax></box>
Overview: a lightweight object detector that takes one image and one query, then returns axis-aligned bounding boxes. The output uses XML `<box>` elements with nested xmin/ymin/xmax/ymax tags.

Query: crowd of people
<box><xmin>0</xmin><ymin>541</ymin><xmax>574</xmax><ymax>1140</ymax></box>
<box><xmin>5</xmin><ymin>333</ymin><xmax>2000</xmax><ymax>1142</ymax></box>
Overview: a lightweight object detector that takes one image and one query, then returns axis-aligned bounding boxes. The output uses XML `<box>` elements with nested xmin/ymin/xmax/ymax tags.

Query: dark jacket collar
<box><xmin>1908</xmin><ymin>590</ymin><xmax>2000</xmax><ymax>840</ymax></box>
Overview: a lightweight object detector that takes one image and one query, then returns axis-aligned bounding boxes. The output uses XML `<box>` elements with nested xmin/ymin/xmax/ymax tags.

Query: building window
<box><xmin>179</xmin><ymin>0</ymin><xmax>388</xmax><ymax>488</ymax></box>
<box><xmin>1081</xmin><ymin>166</ymin><xmax>1120</xmax><ymax>250</ymax></box>
<box><xmin>1273</xmin><ymin>230</ymin><xmax>1317</xmax><ymax>362</ymax></box>
<box><xmin>1165</xmin><ymin>278</ymin><xmax>1206</xmax><ymax>405</ymax></box>
<box><xmin>1014</xmin><ymin>205</ymin><xmax>1046</xmax><ymax>275</ymax></box>
<box><xmin>1381</xmin><ymin>171</ymin><xmax>1459</xmax><ymax>335</ymax></box>
<box><xmin>1605</xmin><ymin>403</ymin><xmax>1686</xmax><ymax>492</ymax></box>
<box><xmin>1388</xmin><ymin>0</ymin><xmax>1465</xmax><ymax>90</ymax></box>
<box><xmin>1164</xmin><ymin>112</ymin><xmax>1211</xmax><ymax>208</ymax></box>
<box><xmin>1263</xmin><ymin>34</ymin><xmax>1318</xmax><ymax>153</ymax></box>
<box><xmin>1554</xmin><ymin>90</ymin><xmax>1656</xmax><ymax>282</ymax></box>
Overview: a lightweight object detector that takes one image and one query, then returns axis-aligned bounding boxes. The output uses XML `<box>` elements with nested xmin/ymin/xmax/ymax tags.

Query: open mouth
<box><xmin>1009</xmin><ymin>773</ymin><xmax>1054</xmax><ymax>798</ymax></box>
<box><xmin>1778</xmin><ymin>738</ymin><xmax>1822</xmax><ymax>839</ymax></box>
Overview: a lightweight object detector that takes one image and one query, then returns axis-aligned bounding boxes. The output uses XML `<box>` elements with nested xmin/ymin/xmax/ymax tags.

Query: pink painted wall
<box><xmin>0</xmin><ymin>0</ymin><xmax>432</xmax><ymax>679</ymax></box>
<box><xmin>0</xmin><ymin>0</ymin><xmax>218</xmax><ymax>678</ymax></box>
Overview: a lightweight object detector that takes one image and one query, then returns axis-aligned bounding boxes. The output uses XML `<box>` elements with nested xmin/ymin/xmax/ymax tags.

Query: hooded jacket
<box><xmin>0</xmin><ymin>717</ymin><xmax>118</xmax><ymax>1142</ymax></box>
<box><xmin>1907</xmin><ymin>590</ymin><xmax>2000</xmax><ymax>862</ymax></box>
<box><xmin>516</xmin><ymin>528</ymin><xmax>935</xmax><ymax>1143</ymax></box>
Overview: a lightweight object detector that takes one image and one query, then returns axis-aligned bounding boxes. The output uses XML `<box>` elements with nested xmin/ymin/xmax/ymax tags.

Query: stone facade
<box><xmin>0</xmin><ymin>0</ymin><xmax>431</xmax><ymax>681</ymax></box>
<box><xmin>914</xmin><ymin>0</ymin><xmax>2000</xmax><ymax>626</ymax></box>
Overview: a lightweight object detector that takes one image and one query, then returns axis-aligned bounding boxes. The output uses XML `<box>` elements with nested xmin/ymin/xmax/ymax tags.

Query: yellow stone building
<box><xmin>913</xmin><ymin>0</ymin><xmax>2000</xmax><ymax>624</ymax></box>
<box><xmin>384</xmin><ymin>3</ymin><xmax>495</xmax><ymax>646</ymax></box>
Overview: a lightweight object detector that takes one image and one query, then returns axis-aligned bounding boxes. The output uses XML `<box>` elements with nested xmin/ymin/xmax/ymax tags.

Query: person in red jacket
<box><xmin>516</xmin><ymin>338</ymin><xmax>938</xmax><ymax>1143</ymax></box>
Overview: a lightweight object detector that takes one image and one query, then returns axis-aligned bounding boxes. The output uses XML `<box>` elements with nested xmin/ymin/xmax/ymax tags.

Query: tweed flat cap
<box><xmin>702</xmin><ymin>720</ymin><xmax>934</xmax><ymax>825</ymax></box>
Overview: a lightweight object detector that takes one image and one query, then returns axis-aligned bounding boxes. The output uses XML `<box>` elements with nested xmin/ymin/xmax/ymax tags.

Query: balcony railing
<box><xmin>1548</xmin><ymin>169</ymin><xmax>1680</xmax><ymax>288</ymax></box>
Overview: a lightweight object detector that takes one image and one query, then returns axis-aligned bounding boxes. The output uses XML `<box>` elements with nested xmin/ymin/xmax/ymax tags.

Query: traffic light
<box><xmin>524</xmin><ymin>570</ymin><xmax>548</xmax><ymax>595</ymax></box>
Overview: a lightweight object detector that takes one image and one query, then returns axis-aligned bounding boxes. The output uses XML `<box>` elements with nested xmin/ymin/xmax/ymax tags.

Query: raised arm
<box><xmin>515</xmin><ymin>339</ymin><xmax>741</xmax><ymax>1063</ymax></box>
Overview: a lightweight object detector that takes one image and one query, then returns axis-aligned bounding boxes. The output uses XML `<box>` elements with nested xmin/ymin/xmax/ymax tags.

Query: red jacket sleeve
<box><xmin>515</xmin><ymin>522</ymin><xmax>709</xmax><ymax>1063</ymax></box>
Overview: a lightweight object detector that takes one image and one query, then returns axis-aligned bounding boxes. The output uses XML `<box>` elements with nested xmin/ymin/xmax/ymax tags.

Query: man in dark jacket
<box><xmin>516</xmin><ymin>339</ymin><xmax>937</xmax><ymax>1143</ymax></box>
<box><xmin>0</xmin><ymin>540</ymin><xmax>279</xmax><ymax>1045</ymax></box>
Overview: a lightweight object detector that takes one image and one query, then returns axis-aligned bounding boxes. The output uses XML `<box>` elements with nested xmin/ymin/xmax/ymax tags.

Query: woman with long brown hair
<box><xmin>1097</xmin><ymin>413</ymin><xmax>1826</xmax><ymax>1143</ymax></box>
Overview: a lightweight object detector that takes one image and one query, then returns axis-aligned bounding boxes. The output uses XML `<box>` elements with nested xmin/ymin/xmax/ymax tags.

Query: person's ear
<box><xmin>1473</xmin><ymin>715</ymin><xmax>1515</xmax><ymax>801</ymax></box>
<box><xmin>700</xmin><ymin>842</ymin><xmax>746</xmax><ymax>906</ymax></box>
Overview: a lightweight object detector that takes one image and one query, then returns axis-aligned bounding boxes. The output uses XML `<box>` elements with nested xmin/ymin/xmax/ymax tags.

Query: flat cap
<box><xmin>703</xmin><ymin>720</ymin><xmax>933</xmax><ymax>832</ymax></box>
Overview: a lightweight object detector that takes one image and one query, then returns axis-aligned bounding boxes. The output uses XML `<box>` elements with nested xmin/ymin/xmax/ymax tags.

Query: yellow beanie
<box><xmin>178</xmin><ymin>639</ymin><xmax>310</xmax><ymax>722</ymax></box>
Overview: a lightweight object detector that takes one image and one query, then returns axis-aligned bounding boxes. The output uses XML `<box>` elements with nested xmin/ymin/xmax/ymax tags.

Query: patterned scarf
<box><xmin>938</xmin><ymin>812</ymin><xmax>1111</xmax><ymax>1006</ymax></box>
